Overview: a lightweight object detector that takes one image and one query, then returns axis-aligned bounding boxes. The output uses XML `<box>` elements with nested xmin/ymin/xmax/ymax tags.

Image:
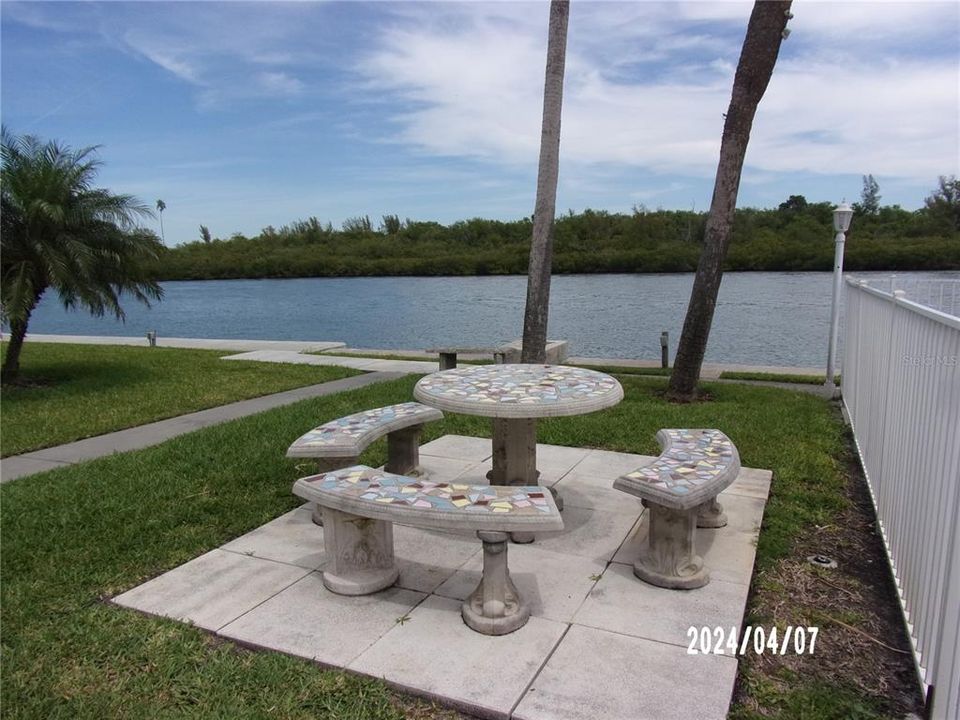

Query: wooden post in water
<box><xmin>660</xmin><ymin>331</ymin><xmax>669</xmax><ymax>369</ymax></box>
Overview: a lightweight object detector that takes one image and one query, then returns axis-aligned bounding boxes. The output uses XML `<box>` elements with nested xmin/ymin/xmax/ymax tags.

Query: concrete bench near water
<box><xmin>615</xmin><ymin>428</ymin><xmax>740</xmax><ymax>589</ymax></box>
<box><xmin>429</xmin><ymin>339</ymin><xmax>568</xmax><ymax>369</ymax></box>
<box><xmin>286</xmin><ymin>402</ymin><xmax>443</xmax><ymax>523</ymax></box>
<box><xmin>293</xmin><ymin>465</ymin><xmax>563</xmax><ymax>635</ymax></box>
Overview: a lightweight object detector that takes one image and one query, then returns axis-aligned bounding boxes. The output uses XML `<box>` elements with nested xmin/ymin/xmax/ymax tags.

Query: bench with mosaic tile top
<box><xmin>293</xmin><ymin>464</ymin><xmax>563</xmax><ymax>636</ymax></box>
<box><xmin>286</xmin><ymin>402</ymin><xmax>443</xmax><ymax>523</ymax></box>
<box><xmin>614</xmin><ymin>429</ymin><xmax>740</xmax><ymax>590</ymax></box>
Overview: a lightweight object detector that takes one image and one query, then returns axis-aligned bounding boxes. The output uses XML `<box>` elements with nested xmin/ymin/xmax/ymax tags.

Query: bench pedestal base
<box><xmin>696</xmin><ymin>498</ymin><xmax>727</xmax><ymax>529</ymax></box>
<box><xmin>634</xmin><ymin>503</ymin><xmax>709</xmax><ymax>590</ymax></box>
<box><xmin>321</xmin><ymin>507</ymin><xmax>398</xmax><ymax>596</ymax></box>
<box><xmin>385</xmin><ymin>424</ymin><xmax>427</xmax><ymax>478</ymax></box>
<box><xmin>461</xmin><ymin>531</ymin><xmax>529</xmax><ymax>635</ymax></box>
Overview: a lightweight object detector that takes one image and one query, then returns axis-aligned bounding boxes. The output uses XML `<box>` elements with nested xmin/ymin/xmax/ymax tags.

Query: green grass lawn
<box><xmin>0</xmin><ymin>342</ymin><xmax>360</xmax><ymax>457</ymax></box>
<box><xmin>1</xmin><ymin>373</ymin><xmax>898</xmax><ymax>719</ymax></box>
<box><xmin>574</xmin><ymin>363</ymin><xmax>673</xmax><ymax>377</ymax></box>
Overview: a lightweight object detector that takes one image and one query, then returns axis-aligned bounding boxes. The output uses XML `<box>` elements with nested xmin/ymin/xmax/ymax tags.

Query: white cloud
<box><xmin>356</xmin><ymin>1</ymin><xmax>959</xmax><ymax>184</ymax></box>
<box><xmin>125</xmin><ymin>37</ymin><xmax>201</xmax><ymax>84</ymax></box>
<box><xmin>256</xmin><ymin>71</ymin><xmax>305</xmax><ymax>96</ymax></box>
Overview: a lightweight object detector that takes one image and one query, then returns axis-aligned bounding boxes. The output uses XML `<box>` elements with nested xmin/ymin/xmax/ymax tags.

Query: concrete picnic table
<box><xmin>413</xmin><ymin>364</ymin><xmax>624</xmax><ymax>515</ymax></box>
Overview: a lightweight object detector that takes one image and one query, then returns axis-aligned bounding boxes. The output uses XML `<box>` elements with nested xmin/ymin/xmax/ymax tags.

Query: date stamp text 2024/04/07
<box><xmin>687</xmin><ymin>626</ymin><xmax>820</xmax><ymax>656</ymax></box>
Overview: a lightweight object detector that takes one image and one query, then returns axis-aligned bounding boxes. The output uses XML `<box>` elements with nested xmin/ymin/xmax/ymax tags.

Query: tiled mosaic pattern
<box><xmin>299</xmin><ymin>465</ymin><xmax>555</xmax><ymax>516</ymax></box>
<box><xmin>288</xmin><ymin>402</ymin><xmax>436</xmax><ymax>454</ymax></box>
<box><xmin>415</xmin><ymin>364</ymin><xmax>621</xmax><ymax>409</ymax></box>
<box><xmin>621</xmin><ymin>429</ymin><xmax>736</xmax><ymax>498</ymax></box>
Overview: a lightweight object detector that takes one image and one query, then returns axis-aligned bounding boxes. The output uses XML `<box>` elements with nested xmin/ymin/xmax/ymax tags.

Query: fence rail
<box><xmin>861</xmin><ymin>277</ymin><xmax>960</xmax><ymax>317</ymax></box>
<box><xmin>842</xmin><ymin>278</ymin><xmax>960</xmax><ymax>720</ymax></box>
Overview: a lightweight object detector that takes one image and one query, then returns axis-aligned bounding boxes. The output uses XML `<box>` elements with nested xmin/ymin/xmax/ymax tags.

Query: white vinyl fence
<box><xmin>842</xmin><ymin>278</ymin><xmax>960</xmax><ymax>719</ymax></box>
<box><xmin>861</xmin><ymin>277</ymin><xmax>960</xmax><ymax>317</ymax></box>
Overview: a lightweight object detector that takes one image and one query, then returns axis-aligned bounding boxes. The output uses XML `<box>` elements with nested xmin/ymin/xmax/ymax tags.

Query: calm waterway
<box><xmin>26</xmin><ymin>271</ymin><xmax>959</xmax><ymax>367</ymax></box>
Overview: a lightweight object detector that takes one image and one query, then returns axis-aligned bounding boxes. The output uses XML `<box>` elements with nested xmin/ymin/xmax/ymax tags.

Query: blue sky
<box><xmin>2</xmin><ymin>1</ymin><xmax>958</xmax><ymax>246</ymax></box>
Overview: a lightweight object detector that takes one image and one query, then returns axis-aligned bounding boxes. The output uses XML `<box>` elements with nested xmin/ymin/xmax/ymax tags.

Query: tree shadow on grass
<box><xmin>2</xmin><ymin>360</ymin><xmax>155</xmax><ymax>398</ymax></box>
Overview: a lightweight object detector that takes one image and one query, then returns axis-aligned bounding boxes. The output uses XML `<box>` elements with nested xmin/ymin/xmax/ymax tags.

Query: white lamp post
<box><xmin>825</xmin><ymin>201</ymin><xmax>854</xmax><ymax>395</ymax></box>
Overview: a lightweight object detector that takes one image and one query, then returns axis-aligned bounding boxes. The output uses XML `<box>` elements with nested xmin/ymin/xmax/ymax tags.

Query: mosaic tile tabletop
<box><xmin>293</xmin><ymin>465</ymin><xmax>563</xmax><ymax>532</ymax></box>
<box><xmin>286</xmin><ymin>402</ymin><xmax>442</xmax><ymax>457</ymax></box>
<box><xmin>413</xmin><ymin>364</ymin><xmax>624</xmax><ymax>419</ymax></box>
<box><xmin>614</xmin><ymin>429</ymin><xmax>741</xmax><ymax>510</ymax></box>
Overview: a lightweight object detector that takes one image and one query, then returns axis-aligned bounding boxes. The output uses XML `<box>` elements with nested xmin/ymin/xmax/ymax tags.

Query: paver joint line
<box><xmin>508</xmin><ymin>622</ymin><xmax>574</xmax><ymax>718</ymax></box>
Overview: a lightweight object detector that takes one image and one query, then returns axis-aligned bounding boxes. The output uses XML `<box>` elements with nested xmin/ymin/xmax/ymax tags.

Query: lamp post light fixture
<box><xmin>825</xmin><ymin>201</ymin><xmax>854</xmax><ymax>396</ymax></box>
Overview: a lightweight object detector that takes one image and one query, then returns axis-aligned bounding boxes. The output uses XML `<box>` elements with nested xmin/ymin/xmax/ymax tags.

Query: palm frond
<box><xmin>2</xmin><ymin>128</ymin><xmax>164</xmax><ymax>330</ymax></box>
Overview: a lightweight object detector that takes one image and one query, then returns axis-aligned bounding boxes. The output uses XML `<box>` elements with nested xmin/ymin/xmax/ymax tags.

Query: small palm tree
<box><xmin>156</xmin><ymin>199</ymin><xmax>166</xmax><ymax>242</ymax></box>
<box><xmin>1</xmin><ymin>128</ymin><xmax>164</xmax><ymax>383</ymax></box>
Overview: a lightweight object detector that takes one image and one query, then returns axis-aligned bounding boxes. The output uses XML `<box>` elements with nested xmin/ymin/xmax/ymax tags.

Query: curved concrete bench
<box><xmin>287</xmin><ymin>402</ymin><xmax>443</xmax><ymax>523</ymax></box>
<box><xmin>614</xmin><ymin>429</ymin><xmax>740</xmax><ymax>589</ymax></box>
<box><xmin>294</xmin><ymin>465</ymin><xmax>563</xmax><ymax>635</ymax></box>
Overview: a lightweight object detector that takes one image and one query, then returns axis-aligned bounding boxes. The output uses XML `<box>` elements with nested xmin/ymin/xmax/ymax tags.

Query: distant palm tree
<box><xmin>156</xmin><ymin>198</ymin><xmax>166</xmax><ymax>242</ymax></box>
<box><xmin>521</xmin><ymin>0</ymin><xmax>569</xmax><ymax>363</ymax></box>
<box><xmin>1</xmin><ymin>128</ymin><xmax>164</xmax><ymax>383</ymax></box>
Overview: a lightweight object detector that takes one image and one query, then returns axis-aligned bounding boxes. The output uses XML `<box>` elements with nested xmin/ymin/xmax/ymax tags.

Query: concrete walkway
<box><xmin>23</xmin><ymin>335</ymin><xmax>826</xmax><ymax>378</ymax></box>
<box><xmin>0</xmin><ymin>372</ymin><xmax>402</xmax><ymax>484</ymax></box>
<box><xmin>25</xmin><ymin>333</ymin><xmax>346</xmax><ymax>353</ymax></box>
<box><xmin>222</xmin><ymin>350</ymin><xmax>440</xmax><ymax>374</ymax></box>
<box><xmin>115</xmin><ymin>436</ymin><xmax>772</xmax><ymax>720</ymax></box>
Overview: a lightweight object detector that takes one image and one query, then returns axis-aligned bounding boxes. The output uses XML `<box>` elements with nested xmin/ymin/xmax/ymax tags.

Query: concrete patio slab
<box><xmin>513</xmin><ymin>624</ymin><xmax>738</xmax><ymax>720</ymax></box>
<box><xmin>221</xmin><ymin>505</ymin><xmax>326</xmax><ymax>570</ymax></box>
<box><xmin>573</xmin><ymin>562</ymin><xmax>751</xmax><ymax>649</ymax></box>
<box><xmin>569</xmin><ymin>448</ymin><xmax>656</xmax><ymax>480</ymax></box>
<box><xmin>220</xmin><ymin>574</ymin><xmax>425</xmax><ymax>667</ymax></box>
<box><xmin>527</xmin><ymin>504</ymin><xmax>641</xmax><ymax>563</ymax></box>
<box><xmin>113</xmin><ymin>549</ymin><xmax>310</xmax><ymax>631</ymax></box>
<box><xmin>420</xmin><ymin>434</ymin><xmax>493</xmax><ymax>463</ymax></box>
<box><xmin>448</xmin><ymin>457</ymin><xmax>586</xmax><ymax>491</ymax></box>
<box><xmin>418</xmin><ymin>455</ymin><xmax>481</xmax><ymax>483</ymax></box>
<box><xmin>434</xmin><ymin>543</ymin><xmax>605</xmax><ymax>623</ymax></box>
<box><xmin>114</xmin><ymin>436</ymin><xmax>772</xmax><ymax>720</ymax></box>
<box><xmin>550</xmin><ymin>472</ymin><xmax>647</xmax><ymax>513</ymax></box>
<box><xmin>393</xmin><ymin>523</ymin><xmax>481</xmax><ymax>594</ymax></box>
<box><xmin>348</xmin><ymin>595</ymin><xmax>567</xmax><ymax>719</ymax></box>
<box><xmin>725</xmin><ymin>467</ymin><xmax>773</xmax><ymax>499</ymax></box>
<box><xmin>532</xmin><ymin>444</ymin><xmax>592</xmax><ymax>469</ymax></box>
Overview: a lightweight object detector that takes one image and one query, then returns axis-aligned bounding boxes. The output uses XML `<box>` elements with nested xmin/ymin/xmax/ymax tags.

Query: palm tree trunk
<box><xmin>667</xmin><ymin>0</ymin><xmax>792</xmax><ymax>401</ymax></box>
<box><xmin>2</xmin><ymin>317</ymin><xmax>30</xmax><ymax>384</ymax></box>
<box><xmin>521</xmin><ymin>0</ymin><xmax>569</xmax><ymax>364</ymax></box>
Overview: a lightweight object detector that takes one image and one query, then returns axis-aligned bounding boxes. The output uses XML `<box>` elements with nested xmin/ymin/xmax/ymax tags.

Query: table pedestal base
<box><xmin>487</xmin><ymin>418</ymin><xmax>539</xmax><ymax>485</ymax></box>
<box><xmin>486</xmin><ymin>417</ymin><xmax>562</xmax><ymax>542</ymax></box>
